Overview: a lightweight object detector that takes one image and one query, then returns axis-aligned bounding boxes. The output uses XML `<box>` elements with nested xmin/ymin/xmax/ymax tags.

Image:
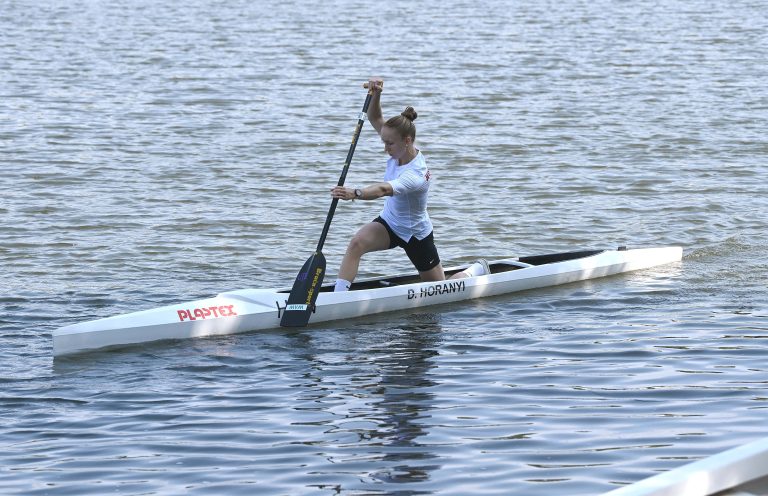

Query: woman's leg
<box><xmin>338</xmin><ymin>222</ymin><xmax>392</xmax><ymax>283</ymax></box>
<box><xmin>449</xmin><ymin>259</ymin><xmax>490</xmax><ymax>279</ymax></box>
<box><xmin>419</xmin><ymin>263</ymin><xmax>446</xmax><ymax>282</ymax></box>
<box><xmin>419</xmin><ymin>260</ymin><xmax>489</xmax><ymax>282</ymax></box>
<box><xmin>402</xmin><ymin>232</ymin><xmax>446</xmax><ymax>282</ymax></box>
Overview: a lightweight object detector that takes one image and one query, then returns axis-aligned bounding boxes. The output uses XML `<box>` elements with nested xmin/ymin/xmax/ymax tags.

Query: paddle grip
<box><xmin>363</xmin><ymin>80</ymin><xmax>384</xmax><ymax>91</ymax></box>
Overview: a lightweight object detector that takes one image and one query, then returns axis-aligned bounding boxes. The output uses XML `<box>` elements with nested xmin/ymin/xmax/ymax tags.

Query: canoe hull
<box><xmin>601</xmin><ymin>435</ymin><xmax>768</xmax><ymax>496</ymax></box>
<box><xmin>53</xmin><ymin>246</ymin><xmax>683</xmax><ymax>357</ymax></box>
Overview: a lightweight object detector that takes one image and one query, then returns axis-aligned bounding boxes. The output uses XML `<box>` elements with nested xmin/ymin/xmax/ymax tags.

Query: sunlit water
<box><xmin>1</xmin><ymin>1</ymin><xmax>767</xmax><ymax>494</ymax></box>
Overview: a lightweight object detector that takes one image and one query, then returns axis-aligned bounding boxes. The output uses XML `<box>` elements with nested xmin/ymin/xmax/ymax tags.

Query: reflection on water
<box><xmin>288</xmin><ymin>316</ymin><xmax>443</xmax><ymax>488</ymax></box>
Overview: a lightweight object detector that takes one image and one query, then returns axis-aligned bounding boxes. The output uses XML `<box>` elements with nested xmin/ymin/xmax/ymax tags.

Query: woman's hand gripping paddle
<box><xmin>280</xmin><ymin>81</ymin><xmax>381</xmax><ymax>327</ymax></box>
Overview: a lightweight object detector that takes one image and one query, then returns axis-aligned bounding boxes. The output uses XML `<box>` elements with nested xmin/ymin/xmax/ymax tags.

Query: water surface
<box><xmin>2</xmin><ymin>0</ymin><xmax>767</xmax><ymax>494</ymax></box>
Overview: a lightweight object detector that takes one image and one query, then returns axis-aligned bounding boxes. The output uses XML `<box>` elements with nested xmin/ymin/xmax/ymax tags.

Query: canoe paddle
<box><xmin>280</xmin><ymin>81</ymin><xmax>380</xmax><ymax>327</ymax></box>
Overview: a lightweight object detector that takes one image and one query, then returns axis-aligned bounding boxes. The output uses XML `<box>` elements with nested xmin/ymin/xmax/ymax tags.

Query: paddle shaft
<box><xmin>315</xmin><ymin>89</ymin><xmax>374</xmax><ymax>253</ymax></box>
<box><xmin>280</xmin><ymin>82</ymin><xmax>380</xmax><ymax>327</ymax></box>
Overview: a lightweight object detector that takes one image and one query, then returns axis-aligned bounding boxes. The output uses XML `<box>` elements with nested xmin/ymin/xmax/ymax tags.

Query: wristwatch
<box><xmin>354</xmin><ymin>188</ymin><xmax>362</xmax><ymax>199</ymax></box>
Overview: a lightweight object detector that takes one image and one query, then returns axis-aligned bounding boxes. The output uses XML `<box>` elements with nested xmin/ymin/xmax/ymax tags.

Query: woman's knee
<box><xmin>346</xmin><ymin>223</ymin><xmax>389</xmax><ymax>256</ymax></box>
<box><xmin>346</xmin><ymin>235</ymin><xmax>371</xmax><ymax>257</ymax></box>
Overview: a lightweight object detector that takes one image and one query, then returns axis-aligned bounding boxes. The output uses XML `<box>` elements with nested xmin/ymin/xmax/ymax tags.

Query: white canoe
<box><xmin>601</xmin><ymin>435</ymin><xmax>768</xmax><ymax>496</ymax></box>
<box><xmin>53</xmin><ymin>246</ymin><xmax>682</xmax><ymax>357</ymax></box>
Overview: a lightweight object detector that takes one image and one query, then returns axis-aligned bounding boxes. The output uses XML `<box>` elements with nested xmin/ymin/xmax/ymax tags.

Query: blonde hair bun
<box><xmin>401</xmin><ymin>106</ymin><xmax>418</xmax><ymax>122</ymax></box>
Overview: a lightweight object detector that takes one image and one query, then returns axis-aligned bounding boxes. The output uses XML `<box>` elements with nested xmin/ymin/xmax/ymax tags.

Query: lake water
<box><xmin>1</xmin><ymin>0</ymin><xmax>767</xmax><ymax>494</ymax></box>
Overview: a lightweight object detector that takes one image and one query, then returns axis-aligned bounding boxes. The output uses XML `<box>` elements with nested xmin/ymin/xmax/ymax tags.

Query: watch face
<box><xmin>355</xmin><ymin>189</ymin><xmax>362</xmax><ymax>198</ymax></box>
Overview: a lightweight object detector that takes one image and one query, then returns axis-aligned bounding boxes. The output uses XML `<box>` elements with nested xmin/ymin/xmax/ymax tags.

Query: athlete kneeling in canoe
<box><xmin>330</xmin><ymin>78</ymin><xmax>488</xmax><ymax>292</ymax></box>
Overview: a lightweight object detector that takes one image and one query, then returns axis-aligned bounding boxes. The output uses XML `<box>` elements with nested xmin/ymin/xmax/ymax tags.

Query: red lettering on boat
<box><xmin>177</xmin><ymin>305</ymin><xmax>238</xmax><ymax>322</ymax></box>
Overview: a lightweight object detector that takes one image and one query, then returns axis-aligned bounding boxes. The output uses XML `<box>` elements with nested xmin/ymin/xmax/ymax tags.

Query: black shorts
<box><xmin>373</xmin><ymin>216</ymin><xmax>441</xmax><ymax>272</ymax></box>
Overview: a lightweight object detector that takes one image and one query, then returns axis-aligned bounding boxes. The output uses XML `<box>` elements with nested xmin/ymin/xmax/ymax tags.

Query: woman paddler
<box><xmin>330</xmin><ymin>78</ymin><xmax>489</xmax><ymax>292</ymax></box>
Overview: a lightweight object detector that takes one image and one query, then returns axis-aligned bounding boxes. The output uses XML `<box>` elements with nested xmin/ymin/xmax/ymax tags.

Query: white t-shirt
<box><xmin>380</xmin><ymin>151</ymin><xmax>434</xmax><ymax>241</ymax></box>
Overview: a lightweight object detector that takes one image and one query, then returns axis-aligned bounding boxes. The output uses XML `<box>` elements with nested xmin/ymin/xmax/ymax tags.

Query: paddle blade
<box><xmin>280</xmin><ymin>252</ymin><xmax>326</xmax><ymax>327</ymax></box>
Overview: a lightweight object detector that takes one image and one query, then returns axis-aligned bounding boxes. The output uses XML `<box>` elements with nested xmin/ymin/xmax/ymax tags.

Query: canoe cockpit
<box><xmin>295</xmin><ymin>249</ymin><xmax>607</xmax><ymax>293</ymax></box>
